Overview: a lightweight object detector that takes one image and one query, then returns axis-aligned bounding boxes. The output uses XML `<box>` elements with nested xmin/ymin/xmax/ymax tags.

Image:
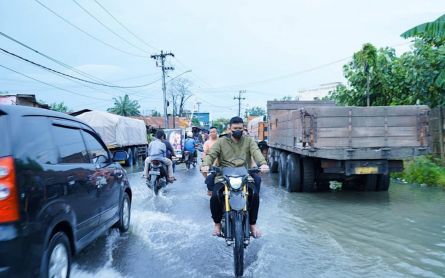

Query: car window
<box><xmin>52</xmin><ymin>125</ymin><xmax>88</xmax><ymax>164</ymax></box>
<box><xmin>14</xmin><ymin>116</ymin><xmax>58</xmax><ymax>164</ymax></box>
<box><xmin>81</xmin><ymin>130</ymin><xmax>109</xmax><ymax>163</ymax></box>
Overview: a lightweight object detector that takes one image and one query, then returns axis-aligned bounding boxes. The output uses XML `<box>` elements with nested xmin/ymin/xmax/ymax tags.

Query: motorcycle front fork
<box><xmin>223</xmin><ymin>185</ymin><xmax>250</xmax><ymax>247</ymax></box>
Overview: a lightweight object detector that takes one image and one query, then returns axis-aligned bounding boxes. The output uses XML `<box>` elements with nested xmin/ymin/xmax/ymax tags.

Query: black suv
<box><xmin>0</xmin><ymin>105</ymin><xmax>132</xmax><ymax>277</ymax></box>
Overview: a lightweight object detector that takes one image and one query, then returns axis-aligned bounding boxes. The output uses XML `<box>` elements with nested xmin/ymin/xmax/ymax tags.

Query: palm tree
<box><xmin>107</xmin><ymin>94</ymin><xmax>141</xmax><ymax>116</ymax></box>
<box><xmin>401</xmin><ymin>14</ymin><xmax>445</xmax><ymax>40</ymax></box>
<box><xmin>401</xmin><ymin>14</ymin><xmax>445</xmax><ymax>88</ymax></box>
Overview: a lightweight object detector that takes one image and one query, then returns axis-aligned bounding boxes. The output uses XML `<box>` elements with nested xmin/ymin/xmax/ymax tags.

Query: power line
<box><xmin>0</xmin><ymin>31</ymin><xmax>160</xmax><ymax>97</ymax></box>
<box><xmin>71</xmin><ymin>0</ymin><xmax>148</xmax><ymax>53</ymax></box>
<box><xmin>32</xmin><ymin>0</ymin><xmax>147</xmax><ymax>58</ymax></box>
<box><xmin>93</xmin><ymin>0</ymin><xmax>158</xmax><ymax>51</ymax></box>
<box><xmin>0</xmin><ymin>64</ymin><xmax>109</xmax><ymax>101</ymax></box>
<box><xmin>0</xmin><ymin>47</ymin><xmax>162</xmax><ymax>88</ymax></box>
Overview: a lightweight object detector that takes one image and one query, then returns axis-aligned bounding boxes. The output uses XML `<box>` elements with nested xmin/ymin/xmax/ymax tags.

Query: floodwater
<box><xmin>71</xmin><ymin>163</ymin><xmax>445</xmax><ymax>277</ymax></box>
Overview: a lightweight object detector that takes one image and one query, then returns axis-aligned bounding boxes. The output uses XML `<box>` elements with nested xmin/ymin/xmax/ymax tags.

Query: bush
<box><xmin>401</xmin><ymin>156</ymin><xmax>445</xmax><ymax>187</ymax></box>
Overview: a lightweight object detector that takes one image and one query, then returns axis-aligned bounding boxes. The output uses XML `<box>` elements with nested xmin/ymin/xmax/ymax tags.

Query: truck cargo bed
<box><xmin>268</xmin><ymin>102</ymin><xmax>430</xmax><ymax>160</ymax></box>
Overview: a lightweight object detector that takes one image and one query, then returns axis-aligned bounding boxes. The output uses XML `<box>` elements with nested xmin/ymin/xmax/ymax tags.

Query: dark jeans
<box><xmin>207</xmin><ymin>173</ymin><xmax>261</xmax><ymax>225</ymax></box>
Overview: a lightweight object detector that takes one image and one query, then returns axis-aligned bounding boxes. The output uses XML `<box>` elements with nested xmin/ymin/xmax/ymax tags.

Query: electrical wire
<box><xmin>0</xmin><ymin>64</ymin><xmax>109</xmax><ymax>101</ymax></box>
<box><xmin>0</xmin><ymin>47</ymin><xmax>161</xmax><ymax>88</ymax></box>
<box><xmin>93</xmin><ymin>0</ymin><xmax>158</xmax><ymax>51</ymax></box>
<box><xmin>71</xmin><ymin>0</ymin><xmax>148</xmax><ymax>53</ymax></box>
<box><xmin>32</xmin><ymin>0</ymin><xmax>147</xmax><ymax>58</ymax></box>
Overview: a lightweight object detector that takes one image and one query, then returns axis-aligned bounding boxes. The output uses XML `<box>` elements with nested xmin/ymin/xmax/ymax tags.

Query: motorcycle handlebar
<box><xmin>207</xmin><ymin>166</ymin><xmax>261</xmax><ymax>175</ymax></box>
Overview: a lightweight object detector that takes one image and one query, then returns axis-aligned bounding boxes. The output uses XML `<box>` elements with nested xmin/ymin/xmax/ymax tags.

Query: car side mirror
<box><xmin>113</xmin><ymin>150</ymin><xmax>128</xmax><ymax>162</ymax></box>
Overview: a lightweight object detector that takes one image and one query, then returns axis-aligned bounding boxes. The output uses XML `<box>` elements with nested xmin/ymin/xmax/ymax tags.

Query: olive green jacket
<box><xmin>202</xmin><ymin>136</ymin><xmax>267</xmax><ymax>168</ymax></box>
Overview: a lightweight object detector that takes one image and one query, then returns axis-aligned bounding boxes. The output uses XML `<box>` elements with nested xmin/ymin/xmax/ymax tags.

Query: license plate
<box><xmin>355</xmin><ymin>166</ymin><xmax>379</xmax><ymax>174</ymax></box>
<box><xmin>149</xmin><ymin>171</ymin><xmax>160</xmax><ymax>175</ymax></box>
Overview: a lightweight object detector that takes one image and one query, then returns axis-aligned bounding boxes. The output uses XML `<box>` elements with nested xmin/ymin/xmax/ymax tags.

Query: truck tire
<box><xmin>268</xmin><ymin>149</ymin><xmax>279</xmax><ymax>173</ymax></box>
<box><xmin>286</xmin><ymin>154</ymin><xmax>301</xmax><ymax>192</ymax></box>
<box><xmin>376</xmin><ymin>174</ymin><xmax>390</xmax><ymax>191</ymax></box>
<box><xmin>125</xmin><ymin>147</ymin><xmax>134</xmax><ymax>166</ymax></box>
<box><xmin>131</xmin><ymin>147</ymin><xmax>137</xmax><ymax>166</ymax></box>
<box><xmin>278</xmin><ymin>152</ymin><xmax>288</xmax><ymax>187</ymax></box>
<box><xmin>302</xmin><ymin>158</ymin><xmax>316</xmax><ymax>192</ymax></box>
<box><xmin>364</xmin><ymin>174</ymin><xmax>377</xmax><ymax>191</ymax></box>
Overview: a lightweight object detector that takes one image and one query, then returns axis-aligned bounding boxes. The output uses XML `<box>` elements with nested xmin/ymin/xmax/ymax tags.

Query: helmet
<box><xmin>187</xmin><ymin>131</ymin><xmax>193</xmax><ymax>138</ymax></box>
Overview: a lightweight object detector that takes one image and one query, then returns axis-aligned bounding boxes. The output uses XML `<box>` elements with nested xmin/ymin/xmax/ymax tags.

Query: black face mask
<box><xmin>232</xmin><ymin>130</ymin><xmax>243</xmax><ymax>139</ymax></box>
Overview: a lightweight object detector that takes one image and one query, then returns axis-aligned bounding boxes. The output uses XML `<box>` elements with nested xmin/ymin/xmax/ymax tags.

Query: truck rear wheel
<box><xmin>286</xmin><ymin>154</ymin><xmax>301</xmax><ymax>192</ymax></box>
<box><xmin>268</xmin><ymin>149</ymin><xmax>279</xmax><ymax>173</ymax></box>
<box><xmin>364</xmin><ymin>174</ymin><xmax>377</xmax><ymax>191</ymax></box>
<box><xmin>302</xmin><ymin>158</ymin><xmax>316</xmax><ymax>192</ymax></box>
<box><xmin>376</xmin><ymin>174</ymin><xmax>390</xmax><ymax>191</ymax></box>
<box><xmin>125</xmin><ymin>147</ymin><xmax>134</xmax><ymax>166</ymax></box>
<box><xmin>278</xmin><ymin>152</ymin><xmax>288</xmax><ymax>187</ymax></box>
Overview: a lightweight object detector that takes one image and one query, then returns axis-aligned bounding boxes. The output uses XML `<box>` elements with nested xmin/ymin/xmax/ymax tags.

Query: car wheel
<box><xmin>117</xmin><ymin>193</ymin><xmax>131</xmax><ymax>232</ymax></box>
<box><xmin>42</xmin><ymin>232</ymin><xmax>71</xmax><ymax>278</ymax></box>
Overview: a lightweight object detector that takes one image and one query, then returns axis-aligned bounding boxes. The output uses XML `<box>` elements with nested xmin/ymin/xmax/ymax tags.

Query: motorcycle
<box><xmin>146</xmin><ymin>159</ymin><xmax>175</xmax><ymax>195</ymax></box>
<box><xmin>210</xmin><ymin>166</ymin><xmax>259</xmax><ymax>277</ymax></box>
<box><xmin>183</xmin><ymin>151</ymin><xmax>197</xmax><ymax>169</ymax></box>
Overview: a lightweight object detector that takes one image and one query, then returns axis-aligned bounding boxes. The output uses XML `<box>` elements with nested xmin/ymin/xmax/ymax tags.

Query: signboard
<box><xmin>165</xmin><ymin>128</ymin><xmax>184</xmax><ymax>155</ymax></box>
<box><xmin>192</xmin><ymin>112</ymin><xmax>210</xmax><ymax>129</ymax></box>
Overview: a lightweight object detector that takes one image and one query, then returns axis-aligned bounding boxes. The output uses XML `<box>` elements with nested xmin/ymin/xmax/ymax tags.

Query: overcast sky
<box><xmin>1</xmin><ymin>0</ymin><xmax>444</xmax><ymax>119</ymax></box>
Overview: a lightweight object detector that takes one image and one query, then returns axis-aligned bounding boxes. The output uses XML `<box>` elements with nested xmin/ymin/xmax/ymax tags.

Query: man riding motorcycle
<box><xmin>201</xmin><ymin>116</ymin><xmax>269</xmax><ymax>238</ymax></box>
<box><xmin>143</xmin><ymin>129</ymin><xmax>175</xmax><ymax>182</ymax></box>
<box><xmin>183</xmin><ymin>131</ymin><xmax>197</xmax><ymax>162</ymax></box>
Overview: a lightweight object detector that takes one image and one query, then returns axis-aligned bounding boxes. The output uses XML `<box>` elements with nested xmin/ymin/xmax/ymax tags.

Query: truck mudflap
<box><xmin>345</xmin><ymin>160</ymin><xmax>388</xmax><ymax>176</ymax></box>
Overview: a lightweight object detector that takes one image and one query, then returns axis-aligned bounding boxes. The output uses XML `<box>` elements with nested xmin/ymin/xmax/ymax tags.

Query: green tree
<box><xmin>191</xmin><ymin>117</ymin><xmax>200</xmax><ymax>127</ymax></box>
<box><xmin>402</xmin><ymin>14</ymin><xmax>445</xmax><ymax>89</ymax></box>
<box><xmin>246</xmin><ymin>106</ymin><xmax>266</xmax><ymax>116</ymax></box>
<box><xmin>107</xmin><ymin>94</ymin><xmax>141</xmax><ymax>116</ymax></box>
<box><xmin>50</xmin><ymin>102</ymin><xmax>70</xmax><ymax>113</ymax></box>
<box><xmin>151</xmin><ymin>110</ymin><xmax>161</xmax><ymax>117</ymax></box>
<box><xmin>212</xmin><ymin>118</ymin><xmax>229</xmax><ymax>134</ymax></box>
<box><xmin>327</xmin><ymin>40</ymin><xmax>445</xmax><ymax>108</ymax></box>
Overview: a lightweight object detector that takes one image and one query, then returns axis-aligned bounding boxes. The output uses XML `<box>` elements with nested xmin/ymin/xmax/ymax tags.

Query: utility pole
<box><xmin>234</xmin><ymin>90</ymin><xmax>246</xmax><ymax>117</ymax></box>
<box><xmin>196</xmin><ymin>101</ymin><xmax>201</xmax><ymax>112</ymax></box>
<box><xmin>151</xmin><ymin>51</ymin><xmax>174</xmax><ymax>128</ymax></box>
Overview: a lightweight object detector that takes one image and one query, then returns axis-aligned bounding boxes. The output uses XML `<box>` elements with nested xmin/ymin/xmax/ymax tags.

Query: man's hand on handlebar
<box><xmin>259</xmin><ymin>164</ymin><xmax>270</xmax><ymax>173</ymax></box>
<box><xmin>201</xmin><ymin>165</ymin><xmax>210</xmax><ymax>173</ymax></box>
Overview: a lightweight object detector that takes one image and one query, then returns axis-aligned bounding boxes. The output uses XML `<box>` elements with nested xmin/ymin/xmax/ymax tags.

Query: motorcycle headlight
<box><xmin>229</xmin><ymin>177</ymin><xmax>243</xmax><ymax>190</ymax></box>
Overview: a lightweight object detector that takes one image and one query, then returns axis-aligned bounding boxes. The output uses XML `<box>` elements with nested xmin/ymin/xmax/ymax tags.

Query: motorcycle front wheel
<box><xmin>233</xmin><ymin>211</ymin><xmax>244</xmax><ymax>277</ymax></box>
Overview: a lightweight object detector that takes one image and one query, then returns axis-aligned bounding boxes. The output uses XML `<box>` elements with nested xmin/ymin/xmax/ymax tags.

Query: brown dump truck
<box><xmin>267</xmin><ymin>101</ymin><xmax>430</xmax><ymax>192</ymax></box>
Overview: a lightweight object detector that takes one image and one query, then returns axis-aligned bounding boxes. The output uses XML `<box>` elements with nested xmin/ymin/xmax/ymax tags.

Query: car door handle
<box><xmin>67</xmin><ymin>176</ymin><xmax>76</xmax><ymax>186</ymax></box>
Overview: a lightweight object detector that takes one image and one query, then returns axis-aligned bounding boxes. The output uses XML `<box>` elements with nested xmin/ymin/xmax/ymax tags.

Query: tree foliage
<box><xmin>246</xmin><ymin>106</ymin><xmax>266</xmax><ymax>116</ymax></box>
<box><xmin>107</xmin><ymin>94</ymin><xmax>141</xmax><ymax>116</ymax></box>
<box><xmin>50</xmin><ymin>102</ymin><xmax>70</xmax><ymax>113</ymax></box>
<box><xmin>327</xmin><ymin>39</ymin><xmax>445</xmax><ymax>108</ymax></box>
<box><xmin>401</xmin><ymin>14</ymin><xmax>445</xmax><ymax>44</ymax></box>
<box><xmin>212</xmin><ymin>118</ymin><xmax>229</xmax><ymax>134</ymax></box>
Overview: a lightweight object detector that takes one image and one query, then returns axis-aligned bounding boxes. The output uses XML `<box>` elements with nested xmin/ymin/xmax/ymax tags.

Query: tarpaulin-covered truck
<box><xmin>76</xmin><ymin>110</ymin><xmax>148</xmax><ymax>166</ymax></box>
<box><xmin>267</xmin><ymin>101</ymin><xmax>430</xmax><ymax>192</ymax></box>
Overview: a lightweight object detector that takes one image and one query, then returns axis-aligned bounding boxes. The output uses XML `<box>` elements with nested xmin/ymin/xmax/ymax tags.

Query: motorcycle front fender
<box><xmin>229</xmin><ymin>192</ymin><xmax>246</xmax><ymax>211</ymax></box>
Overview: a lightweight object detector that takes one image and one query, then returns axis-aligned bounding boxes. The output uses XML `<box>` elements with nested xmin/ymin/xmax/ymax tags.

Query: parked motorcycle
<box><xmin>210</xmin><ymin>166</ymin><xmax>259</xmax><ymax>277</ymax></box>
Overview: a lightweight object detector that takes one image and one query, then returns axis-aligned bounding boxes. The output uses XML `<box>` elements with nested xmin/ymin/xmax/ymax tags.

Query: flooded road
<box><xmin>71</xmin><ymin>163</ymin><xmax>445</xmax><ymax>277</ymax></box>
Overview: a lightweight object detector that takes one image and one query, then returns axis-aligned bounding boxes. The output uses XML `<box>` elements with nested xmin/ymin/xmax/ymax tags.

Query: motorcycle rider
<box><xmin>202</xmin><ymin>126</ymin><xmax>219</xmax><ymax>196</ymax></box>
<box><xmin>184</xmin><ymin>131</ymin><xmax>197</xmax><ymax>162</ymax></box>
<box><xmin>201</xmin><ymin>116</ymin><xmax>269</xmax><ymax>238</ymax></box>
<box><xmin>143</xmin><ymin>129</ymin><xmax>175</xmax><ymax>182</ymax></box>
